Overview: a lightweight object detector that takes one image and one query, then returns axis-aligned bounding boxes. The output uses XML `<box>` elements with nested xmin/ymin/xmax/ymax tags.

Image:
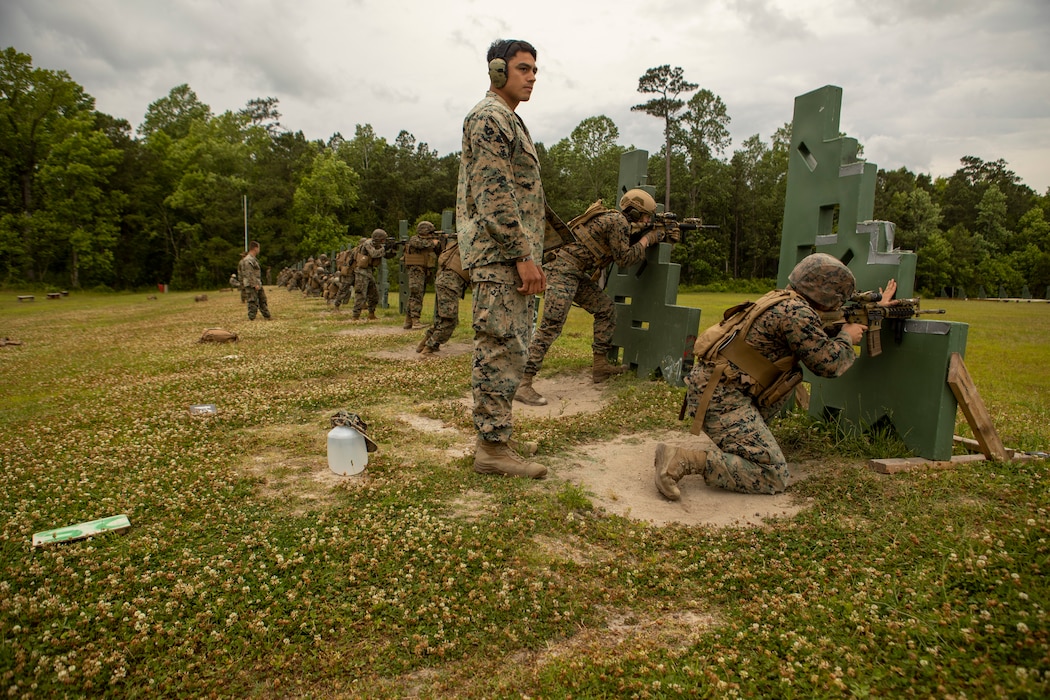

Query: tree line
<box><xmin>2</xmin><ymin>47</ymin><xmax>1048</xmax><ymax>295</ymax></box>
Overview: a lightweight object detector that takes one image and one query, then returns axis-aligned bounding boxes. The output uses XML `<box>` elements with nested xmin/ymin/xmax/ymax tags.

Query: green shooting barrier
<box><xmin>607</xmin><ymin>149</ymin><xmax>701</xmax><ymax>386</ymax></box>
<box><xmin>779</xmin><ymin>85</ymin><xmax>968</xmax><ymax>460</ymax></box>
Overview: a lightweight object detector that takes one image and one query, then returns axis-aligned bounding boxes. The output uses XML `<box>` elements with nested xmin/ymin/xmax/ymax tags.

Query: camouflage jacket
<box><xmin>358</xmin><ymin>238</ymin><xmax>387</xmax><ymax>269</ymax></box>
<box><xmin>552</xmin><ymin>210</ymin><xmax>648</xmax><ymax>274</ymax></box>
<box><xmin>238</xmin><ymin>253</ymin><xmax>262</xmax><ymax>287</ymax></box>
<box><xmin>456</xmin><ymin>91</ymin><xmax>544</xmax><ymax>277</ymax></box>
<box><xmin>717</xmin><ymin>294</ymin><xmax>856</xmax><ymax>396</ymax></box>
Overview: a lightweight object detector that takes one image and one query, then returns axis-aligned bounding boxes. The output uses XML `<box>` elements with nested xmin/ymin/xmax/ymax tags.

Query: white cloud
<box><xmin>1</xmin><ymin>0</ymin><xmax>1048</xmax><ymax>191</ymax></box>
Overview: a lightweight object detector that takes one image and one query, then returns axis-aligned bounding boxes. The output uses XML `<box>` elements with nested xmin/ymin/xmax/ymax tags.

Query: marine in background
<box><xmin>403</xmin><ymin>221</ymin><xmax>440</xmax><ymax>329</ymax></box>
<box><xmin>515</xmin><ymin>189</ymin><xmax>660</xmax><ymax>406</ymax></box>
<box><xmin>352</xmin><ymin>229</ymin><xmax>392</xmax><ymax>321</ymax></box>
<box><xmin>417</xmin><ymin>232</ymin><xmax>469</xmax><ymax>355</ymax></box>
<box><xmin>237</xmin><ymin>240</ymin><xmax>272</xmax><ymax>321</ymax></box>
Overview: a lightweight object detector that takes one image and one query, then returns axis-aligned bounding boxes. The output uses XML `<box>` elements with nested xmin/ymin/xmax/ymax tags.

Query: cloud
<box><xmin>2</xmin><ymin>0</ymin><xmax>1048</xmax><ymax>191</ymax></box>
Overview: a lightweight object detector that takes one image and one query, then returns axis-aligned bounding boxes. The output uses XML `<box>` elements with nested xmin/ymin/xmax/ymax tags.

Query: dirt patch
<box><xmin>238</xmin><ymin>422</ymin><xmax>370</xmax><ymax>514</ymax></box>
<box><xmin>455</xmin><ymin>372</ymin><xmax>608</xmax><ymax>419</ymax></box>
<box><xmin>372</xmin><ymin>339</ymin><xmax>473</xmax><ymax>362</ymax></box>
<box><xmin>239</xmin><ymin>376</ymin><xmax>813</xmax><ymax>528</ymax></box>
<box><xmin>539</xmin><ymin>605</ymin><xmax>718</xmax><ymax>658</ymax></box>
<box><xmin>336</xmin><ymin>324</ymin><xmax>415</xmax><ymax>337</ymax></box>
<box><xmin>551</xmin><ymin>431</ymin><xmax>812</xmax><ymax>528</ymax></box>
<box><xmin>447</xmin><ymin>489</ymin><xmax>498</xmax><ymax>521</ymax></box>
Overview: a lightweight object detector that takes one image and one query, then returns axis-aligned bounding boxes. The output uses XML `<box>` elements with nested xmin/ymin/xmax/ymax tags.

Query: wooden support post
<box><xmin>946</xmin><ymin>352</ymin><xmax>1009</xmax><ymax>462</ymax></box>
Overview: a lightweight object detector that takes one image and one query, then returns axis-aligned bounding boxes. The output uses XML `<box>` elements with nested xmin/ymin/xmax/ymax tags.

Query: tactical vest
<box><xmin>438</xmin><ymin>239</ymin><xmax>469</xmax><ymax>283</ymax></box>
<box><xmin>404</xmin><ymin>239</ymin><xmax>428</xmax><ymax>268</ymax></box>
<box><xmin>689</xmin><ymin>289</ymin><xmax>804</xmax><ymax>434</ymax></box>
<box><xmin>566</xmin><ymin>200</ymin><xmax>614</xmax><ymax>264</ymax></box>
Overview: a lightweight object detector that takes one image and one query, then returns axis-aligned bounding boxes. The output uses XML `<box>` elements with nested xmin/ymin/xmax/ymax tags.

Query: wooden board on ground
<box><xmin>869</xmin><ymin>450</ymin><xmax>1042</xmax><ymax>474</ymax></box>
<box><xmin>947</xmin><ymin>352</ymin><xmax>1009</xmax><ymax>461</ymax></box>
<box><xmin>32</xmin><ymin>514</ymin><xmax>131</xmax><ymax>546</ymax></box>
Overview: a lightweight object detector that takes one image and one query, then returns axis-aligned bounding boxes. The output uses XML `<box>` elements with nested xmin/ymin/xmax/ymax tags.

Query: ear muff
<box><xmin>488</xmin><ymin>58</ymin><xmax>507</xmax><ymax>88</ymax></box>
<box><xmin>625</xmin><ymin>208</ymin><xmax>644</xmax><ymax>223</ymax></box>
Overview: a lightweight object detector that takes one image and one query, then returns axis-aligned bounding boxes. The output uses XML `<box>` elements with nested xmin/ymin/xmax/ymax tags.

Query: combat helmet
<box><xmin>371</xmin><ymin>228</ymin><xmax>387</xmax><ymax>242</ymax></box>
<box><xmin>417</xmin><ymin>221</ymin><xmax>435</xmax><ymax>234</ymax></box>
<box><xmin>787</xmin><ymin>253</ymin><xmax>856</xmax><ymax>310</ymax></box>
<box><xmin>619</xmin><ymin>188</ymin><xmax>657</xmax><ymax>222</ymax></box>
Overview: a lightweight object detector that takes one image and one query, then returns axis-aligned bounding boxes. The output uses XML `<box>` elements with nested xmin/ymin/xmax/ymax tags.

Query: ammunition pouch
<box><xmin>753</xmin><ymin>358</ymin><xmax>803</xmax><ymax>409</ymax></box>
<box><xmin>404</xmin><ymin>252</ymin><xmax>427</xmax><ymax>267</ymax></box>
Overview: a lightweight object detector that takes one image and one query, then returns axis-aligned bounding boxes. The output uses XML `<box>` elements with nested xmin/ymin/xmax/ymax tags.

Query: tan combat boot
<box><xmin>403</xmin><ymin>317</ymin><xmax>413</xmax><ymax>329</ymax></box>
<box><xmin>474</xmin><ymin>437</ymin><xmax>547</xmax><ymax>479</ymax></box>
<box><xmin>416</xmin><ymin>332</ymin><xmax>431</xmax><ymax>353</ymax></box>
<box><xmin>351</xmin><ymin>312</ymin><xmax>361</xmax><ymax>321</ymax></box>
<box><xmin>514</xmin><ymin>374</ymin><xmax>548</xmax><ymax>406</ymax></box>
<box><xmin>509</xmin><ymin>437</ymin><xmax>539</xmax><ymax>457</ymax></box>
<box><xmin>368</xmin><ymin>311</ymin><xmax>378</xmax><ymax>321</ymax></box>
<box><xmin>653</xmin><ymin>443</ymin><xmax>708</xmax><ymax>501</ymax></box>
<box><xmin>592</xmin><ymin>353</ymin><xmax>628</xmax><ymax>383</ymax></box>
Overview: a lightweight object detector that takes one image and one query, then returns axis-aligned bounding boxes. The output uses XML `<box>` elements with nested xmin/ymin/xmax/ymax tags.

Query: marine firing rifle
<box><xmin>821</xmin><ymin>291</ymin><xmax>946</xmax><ymax>357</ymax></box>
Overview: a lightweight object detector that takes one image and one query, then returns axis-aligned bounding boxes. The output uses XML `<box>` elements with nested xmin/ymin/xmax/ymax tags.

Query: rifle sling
<box><xmin>690</xmin><ymin>362</ymin><xmax>726</xmax><ymax>436</ymax></box>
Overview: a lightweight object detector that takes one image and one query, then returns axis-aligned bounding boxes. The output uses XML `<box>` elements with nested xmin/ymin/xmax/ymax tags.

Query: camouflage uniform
<box><xmin>524</xmin><ymin>209</ymin><xmax>648</xmax><ymax>376</ymax></box>
<box><xmin>662</xmin><ymin>254</ymin><xmax>859</xmax><ymax>495</ymax></box>
<box><xmin>457</xmin><ymin>90</ymin><xmax>544</xmax><ymax>444</ymax></box>
<box><xmin>418</xmin><ymin>236</ymin><xmax>469</xmax><ymax>353</ymax></box>
<box><xmin>332</xmin><ymin>247</ymin><xmax>355</xmax><ymax>309</ymax></box>
<box><xmin>404</xmin><ymin>224</ymin><xmax>439</xmax><ymax>326</ymax></box>
<box><xmin>352</xmin><ymin>234</ymin><xmax>388</xmax><ymax>318</ymax></box>
<box><xmin>238</xmin><ymin>248</ymin><xmax>271</xmax><ymax>320</ymax></box>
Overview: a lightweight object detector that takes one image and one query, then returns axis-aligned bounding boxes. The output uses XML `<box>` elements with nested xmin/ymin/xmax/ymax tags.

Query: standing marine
<box><xmin>403</xmin><ymin>221</ymin><xmax>440</xmax><ymax>329</ymax></box>
<box><xmin>417</xmin><ymin>232</ymin><xmax>469</xmax><ymax>355</ymax></box>
<box><xmin>238</xmin><ymin>240</ymin><xmax>272</xmax><ymax>321</ymax></box>
<box><xmin>352</xmin><ymin>229</ymin><xmax>390</xmax><ymax>321</ymax></box>
<box><xmin>457</xmin><ymin>38</ymin><xmax>547</xmax><ymax>478</ymax></box>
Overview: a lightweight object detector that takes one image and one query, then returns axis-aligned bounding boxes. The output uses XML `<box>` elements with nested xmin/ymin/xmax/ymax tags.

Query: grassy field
<box><xmin>1</xmin><ymin>287</ymin><xmax>1048</xmax><ymax>698</ymax></box>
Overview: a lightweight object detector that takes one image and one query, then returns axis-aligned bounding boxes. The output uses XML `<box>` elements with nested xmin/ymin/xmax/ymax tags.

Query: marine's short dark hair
<box><xmin>487</xmin><ymin>39</ymin><xmax>536</xmax><ymax>63</ymax></box>
<box><xmin>249</xmin><ymin>240</ymin><xmax>260</xmax><ymax>250</ymax></box>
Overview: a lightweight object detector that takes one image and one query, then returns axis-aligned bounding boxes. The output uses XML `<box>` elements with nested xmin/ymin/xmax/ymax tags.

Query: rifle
<box><xmin>629</xmin><ymin>212</ymin><xmax>718</xmax><ymax>277</ymax></box>
<box><xmin>821</xmin><ymin>291</ymin><xmax>946</xmax><ymax>356</ymax></box>
<box><xmin>631</xmin><ymin>212</ymin><xmax>717</xmax><ymax>245</ymax></box>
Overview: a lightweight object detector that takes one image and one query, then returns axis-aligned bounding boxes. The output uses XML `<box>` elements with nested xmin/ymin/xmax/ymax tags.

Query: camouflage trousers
<box><xmin>246</xmin><ymin>286</ymin><xmax>271</xmax><ymax>320</ymax></box>
<box><xmin>470</xmin><ymin>271</ymin><xmax>533</xmax><ymax>443</ymax></box>
<box><xmin>352</xmin><ymin>270</ymin><xmax>379</xmax><ymax>315</ymax></box>
<box><xmin>421</xmin><ymin>270</ymin><xmax>466</xmax><ymax>350</ymax></box>
<box><xmin>524</xmin><ymin>266</ymin><xmax>615</xmax><ymax>376</ymax></box>
<box><xmin>406</xmin><ymin>266</ymin><xmax>428</xmax><ymax>320</ymax></box>
<box><xmin>682</xmin><ymin>364</ymin><xmax>790</xmax><ymax>494</ymax></box>
<box><xmin>333</xmin><ymin>278</ymin><xmax>353</xmax><ymax>309</ymax></box>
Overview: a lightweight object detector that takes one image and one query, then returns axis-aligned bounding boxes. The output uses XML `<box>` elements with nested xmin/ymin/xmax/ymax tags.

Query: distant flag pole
<box><xmin>243</xmin><ymin>195</ymin><xmax>248</xmax><ymax>251</ymax></box>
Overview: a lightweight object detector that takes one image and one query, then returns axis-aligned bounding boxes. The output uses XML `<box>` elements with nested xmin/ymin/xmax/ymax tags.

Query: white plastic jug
<box><xmin>327</xmin><ymin>425</ymin><xmax>367</xmax><ymax>476</ymax></box>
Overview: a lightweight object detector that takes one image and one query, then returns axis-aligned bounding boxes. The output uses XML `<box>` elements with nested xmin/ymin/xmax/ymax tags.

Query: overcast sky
<box><xmin>3</xmin><ymin>0</ymin><xmax>1049</xmax><ymax>195</ymax></box>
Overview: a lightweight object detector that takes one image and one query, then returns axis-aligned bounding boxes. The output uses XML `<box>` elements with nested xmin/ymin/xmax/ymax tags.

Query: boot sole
<box><xmin>514</xmin><ymin>395</ymin><xmax>548</xmax><ymax>406</ymax></box>
<box><xmin>474</xmin><ymin>463</ymin><xmax>547</xmax><ymax>479</ymax></box>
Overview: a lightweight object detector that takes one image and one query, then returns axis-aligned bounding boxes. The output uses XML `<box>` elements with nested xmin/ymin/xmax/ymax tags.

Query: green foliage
<box><xmin>292</xmin><ymin>149</ymin><xmax>360</xmax><ymax>256</ymax></box>
<box><xmin>1</xmin><ymin>49</ymin><xmax>1048</xmax><ymax>298</ymax></box>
